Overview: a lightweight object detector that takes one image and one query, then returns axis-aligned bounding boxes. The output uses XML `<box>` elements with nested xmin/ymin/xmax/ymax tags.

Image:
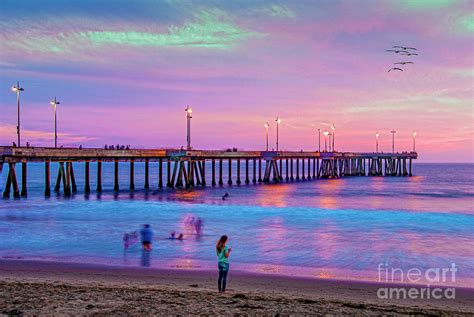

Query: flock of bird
<box><xmin>386</xmin><ymin>45</ymin><xmax>418</xmax><ymax>72</ymax></box>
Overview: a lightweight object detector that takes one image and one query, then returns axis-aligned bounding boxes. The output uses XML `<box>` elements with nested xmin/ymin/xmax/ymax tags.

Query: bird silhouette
<box><xmin>388</xmin><ymin>67</ymin><xmax>403</xmax><ymax>72</ymax></box>
<box><xmin>393</xmin><ymin>46</ymin><xmax>417</xmax><ymax>50</ymax></box>
<box><xmin>394</xmin><ymin>62</ymin><xmax>414</xmax><ymax>65</ymax></box>
<box><xmin>400</xmin><ymin>53</ymin><xmax>418</xmax><ymax>56</ymax></box>
<box><xmin>386</xmin><ymin>49</ymin><xmax>409</xmax><ymax>54</ymax></box>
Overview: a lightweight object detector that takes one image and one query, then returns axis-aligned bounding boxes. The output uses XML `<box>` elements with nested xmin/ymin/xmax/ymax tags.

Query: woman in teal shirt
<box><xmin>216</xmin><ymin>235</ymin><xmax>232</xmax><ymax>292</ymax></box>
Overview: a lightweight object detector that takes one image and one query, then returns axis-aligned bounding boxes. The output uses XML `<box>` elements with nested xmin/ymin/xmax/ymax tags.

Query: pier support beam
<box><xmin>302</xmin><ymin>158</ymin><xmax>306</xmax><ymax>180</ymax></box>
<box><xmin>84</xmin><ymin>161</ymin><xmax>90</xmax><ymax>193</ymax></box>
<box><xmin>290</xmin><ymin>159</ymin><xmax>294</xmax><ymax>180</ymax></box>
<box><xmin>3</xmin><ymin>163</ymin><xmax>20</xmax><ymax>199</ymax></box>
<box><xmin>53</xmin><ymin>162</ymin><xmax>68</xmax><ymax>195</ymax></box>
<box><xmin>279</xmin><ymin>159</ymin><xmax>283</xmax><ymax>179</ymax></box>
<box><xmin>308</xmin><ymin>158</ymin><xmax>312</xmax><ymax>179</ymax></box>
<box><xmin>296</xmin><ymin>159</ymin><xmax>300</xmax><ymax>180</ymax></box>
<box><xmin>96</xmin><ymin>161</ymin><xmax>102</xmax><ymax>192</ymax></box>
<box><xmin>219</xmin><ymin>159</ymin><xmax>223</xmax><ymax>186</ymax></box>
<box><xmin>21</xmin><ymin>162</ymin><xmax>27</xmax><ymax>197</ymax></box>
<box><xmin>252</xmin><ymin>159</ymin><xmax>257</xmax><ymax>183</ymax></box>
<box><xmin>114</xmin><ymin>160</ymin><xmax>119</xmax><ymax>191</ymax></box>
<box><xmin>212</xmin><ymin>159</ymin><xmax>216</xmax><ymax>186</ymax></box>
<box><xmin>258</xmin><ymin>159</ymin><xmax>262</xmax><ymax>183</ymax></box>
<box><xmin>236</xmin><ymin>159</ymin><xmax>241</xmax><ymax>185</ymax></box>
<box><xmin>200</xmin><ymin>161</ymin><xmax>206</xmax><ymax>186</ymax></box>
<box><xmin>245</xmin><ymin>159</ymin><xmax>250</xmax><ymax>184</ymax></box>
<box><xmin>167</xmin><ymin>159</ymin><xmax>172</xmax><ymax>187</ymax></box>
<box><xmin>158</xmin><ymin>159</ymin><xmax>163</xmax><ymax>188</ymax></box>
<box><xmin>228</xmin><ymin>159</ymin><xmax>233</xmax><ymax>185</ymax></box>
<box><xmin>144</xmin><ymin>159</ymin><xmax>149</xmax><ymax>189</ymax></box>
<box><xmin>68</xmin><ymin>162</ymin><xmax>77</xmax><ymax>193</ymax></box>
<box><xmin>44</xmin><ymin>161</ymin><xmax>51</xmax><ymax>197</ymax></box>
<box><xmin>130</xmin><ymin>161</ymin><xmax>135</xmax><ymax>190</ymax></box>
<box><xmin>317</xmin><ymin>159</ymin><xmax>320</xmax><ymax>178</ymax></box>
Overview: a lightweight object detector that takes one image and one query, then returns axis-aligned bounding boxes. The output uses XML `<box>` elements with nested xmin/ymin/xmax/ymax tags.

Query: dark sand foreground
<box><xmin>1</xmin><ymin>260</ymin><xmax>473</xmax><ymax>316</ymax></box>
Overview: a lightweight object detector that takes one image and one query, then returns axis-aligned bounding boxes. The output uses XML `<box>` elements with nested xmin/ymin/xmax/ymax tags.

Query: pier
<box><xmin>0</xmin><ymin>146</ymin><xmax>417</xmax><ymax>198</ymax></box>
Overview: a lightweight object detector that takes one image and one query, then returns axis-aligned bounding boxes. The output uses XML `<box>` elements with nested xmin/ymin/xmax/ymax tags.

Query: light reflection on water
<box><xmin>0</xmin><ymin>163</ymin><xmax>473</xmax><ymax>287</ymax></box>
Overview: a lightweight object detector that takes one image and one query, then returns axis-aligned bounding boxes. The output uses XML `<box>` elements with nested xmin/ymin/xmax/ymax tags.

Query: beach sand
<box><xmin>1</xmin><ymin>260</ymin><xmax>473</xmax><ymax>316</ymax></box>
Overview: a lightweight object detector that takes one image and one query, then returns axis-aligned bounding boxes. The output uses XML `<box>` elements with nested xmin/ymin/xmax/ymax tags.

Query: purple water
<box><xmin>1</xmin><ymin>163</ymin><xmax>473</xmax><ymax>287</ymax></box>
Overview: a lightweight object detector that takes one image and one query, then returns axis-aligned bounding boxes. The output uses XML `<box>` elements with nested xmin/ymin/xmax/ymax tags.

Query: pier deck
<box><xmin>1</xmin><ymin>146</ymin><xmax>417</xmax><ymax>198</ymax></box>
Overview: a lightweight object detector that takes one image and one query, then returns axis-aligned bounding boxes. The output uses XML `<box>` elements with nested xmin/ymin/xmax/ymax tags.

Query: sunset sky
<box><xmin>0</xmin><ymin>0</ymin><xmax>472</xmax><ymax>162</ymax></box>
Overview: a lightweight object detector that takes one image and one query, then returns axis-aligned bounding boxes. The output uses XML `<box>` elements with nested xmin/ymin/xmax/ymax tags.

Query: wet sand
<box><xmin>1</xmin><ymin>260</ymin><xmax>473</xmax><ymax>315</ymax></box>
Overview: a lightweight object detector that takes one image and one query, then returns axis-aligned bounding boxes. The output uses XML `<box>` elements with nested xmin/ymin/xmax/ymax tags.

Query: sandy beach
<box><xmin>0</xmin><ymin>260</ymin><xmax>473</xmax><ymax>316</ymax></box>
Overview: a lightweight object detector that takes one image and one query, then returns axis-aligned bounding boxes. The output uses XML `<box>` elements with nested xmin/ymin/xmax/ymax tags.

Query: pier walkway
<box><xmin>0</xmin><ymin>146</ymin><xmax>417</xmax><ymax>198</ymax></box>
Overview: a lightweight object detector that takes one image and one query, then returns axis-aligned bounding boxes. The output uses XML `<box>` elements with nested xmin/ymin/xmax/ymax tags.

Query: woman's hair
<box><xmin>216</xmin><ymin>235</ymin><xmax>228</xmax><ymax>254</ymax></box>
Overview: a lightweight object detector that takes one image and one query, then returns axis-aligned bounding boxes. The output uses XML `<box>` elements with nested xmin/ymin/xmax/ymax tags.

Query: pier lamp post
<box><xmin>413</xmin><ymin>131</ymin><xmax>417</xmax><ymax>152</ymax></box>
<box><xmin>185</xmin><ymin>105</ymin><xmax>192</xmax><ymax>150</ymax></box>
<box><xmin>11</xmin><ymin>81</ymin><xmax>25</xmax><ymax>147</ymax></box>
<box><xmin>375</xmin><ymin>132</ymin><xmax>379</xmax><ymax>153</ymax></box>
<box><xmin>50</xmin><ymin>97</ymin><xmax>61</xmax><ymax>148</ymax></box>
<box><xmin>275</xmin><ymin>117</ymin><xmax>281</xmax><ymax>151</ymax></box>
<box><xmin>317</xmin><ymin>128</ymin><xmax>321</xmax><ymax>152</ymax></box>
<box><xmin>390</xmin><ymin>129</ymin><xmax>396</xmax><ymax>153</ymax></box>
<box><xmin>328</xmin><ymin>132</ymin><xmax>332</xmax><ymax>152</ymax></box>
<box><xmin>323</xmin><ymin>131</ymin><xmax>329</xmax><ymax>152</ymax></box>
<box><xmin>264</xmin><ymin>121</ymin><xmax>269</xmax><ymax>151</ymax></box>
<box><xmin>331</xmin><ymin>124</ymin><xmax>335</xmax><ymax>151</ymax></box>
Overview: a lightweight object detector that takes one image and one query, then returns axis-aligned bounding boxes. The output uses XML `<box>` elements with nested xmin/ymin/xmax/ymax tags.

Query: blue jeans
<box><xmin>218</xmin><ymin>262</ymin><xmax>229</xmax><ymax>292</ymax></box>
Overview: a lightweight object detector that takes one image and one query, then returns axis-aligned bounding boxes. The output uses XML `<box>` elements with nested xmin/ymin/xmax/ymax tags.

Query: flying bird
<box><xmin>393</xmin><ymin>46</ymin><xmax>417</xmax><ymax>50</ymax></box>
<box><xmin>386</xmin><ymin>49</ymin><xmax>409</xmax><ymax>54</ymax></box>
<box><xmin>388</xmin><ymin>67</ymin><xmax>403</xmax><ymax>72</ymax></box>
<box><xmin>400</xmin><ymin>53</ymin><xmax>418</xmax><ymax>56</ymax></box>
<box><xmin>394</xmin><ymin>62</ymin><xmax>414</xmax><ymax>65</ymax></box>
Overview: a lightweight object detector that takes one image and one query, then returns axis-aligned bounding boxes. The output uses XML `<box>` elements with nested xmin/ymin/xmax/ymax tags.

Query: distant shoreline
<box><xmin>1</xmin><ymin>259</ymin><xmax>473</xmax><ymax>315</ymax></box>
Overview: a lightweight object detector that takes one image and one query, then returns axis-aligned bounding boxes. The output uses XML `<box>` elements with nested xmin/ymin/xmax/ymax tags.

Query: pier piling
<box><xmin>44</xmin><ymin>161</ymin><xmax>51</xmax><ymax>197</ymax></box>
<box><xmin>21</xmin><ymin>162</ymin><xmax>27</xmax><ymax>197</ymax></box>
<box><xmin>114</xmin><ymin>160</ymin><xmax>119</xmax><ymax>191</ymax></box>
<box><xmin>228</xmin><ymin>159</ymin><xmax>233</xmax><ymax>185</ymax></box>
<box><xmin>84</xmin><ymin>161</ymin><xmax>90</xmax><ymax>193</ymax></box>
<box><xmin>144</xmin><ymin>159</ymin><xmax>149</xmax><ymax>189</ymax></box>
<box><xmin>96</xmin><ymin>161</ymin><xmax>102</xmax><ymax>192</ymax></box>
<box><xmin>158</xmin><ymin>159</ymin><xmax>163</xmax><ymax>188</ymax></box>
<box><xmin>211</xmin><ymin>159</ymin><xmax>216</xmax><ymax>186</ymax></box>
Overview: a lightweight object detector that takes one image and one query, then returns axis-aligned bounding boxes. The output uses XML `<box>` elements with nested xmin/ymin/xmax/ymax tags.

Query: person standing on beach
<box><xmin>140</xmin><ymin>224</ymin><xmax>153</xmax><ymax>251</ymax></box>
<box><xmin>216</xmin><ymin>235</ymin><xmax>232</xmax><ymax>293</ymax></box>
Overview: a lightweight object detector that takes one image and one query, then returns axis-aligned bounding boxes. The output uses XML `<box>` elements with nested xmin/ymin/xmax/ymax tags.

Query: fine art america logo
<box><xmin>377</xmin><ymin>263</ymin><xmax>457</xmax><ymax>300</ymax></box>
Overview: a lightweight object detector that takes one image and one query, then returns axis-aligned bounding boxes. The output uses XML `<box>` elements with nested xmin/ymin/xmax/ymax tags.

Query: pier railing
<box><xmin>0</xmin><ymin>146</ymin><xmax>417</xmax><ymax>198</ymax></box>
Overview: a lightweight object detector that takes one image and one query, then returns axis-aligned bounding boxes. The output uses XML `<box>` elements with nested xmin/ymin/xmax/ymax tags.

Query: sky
<box><xmin>0</xmin><ymin>0</ymin><xmax>472</xmax><ymax>162</ymax></box>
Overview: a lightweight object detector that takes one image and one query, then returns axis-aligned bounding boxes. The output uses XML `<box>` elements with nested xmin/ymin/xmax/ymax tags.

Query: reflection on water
<box><xmin>141</xmin><ymin>249</ymin><xmax>151</xmax><ymax>267</ymax></box>
<box><xmin>317</xmin><ymin>179</ymin><xmax>343</xmax><ymax>209</ymax></box>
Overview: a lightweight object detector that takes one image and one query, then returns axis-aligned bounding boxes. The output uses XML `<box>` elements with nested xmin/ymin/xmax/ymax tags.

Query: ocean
<box><xmin>1</xmin><ymin>162</ymin><xmax>473</xmax><ymax>287</ymax></box>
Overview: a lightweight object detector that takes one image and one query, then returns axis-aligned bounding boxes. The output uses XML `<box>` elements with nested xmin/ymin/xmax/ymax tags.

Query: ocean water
<box><xmin>0</xmin><ymin>162</ymin><xmax>473</xmax><ymax>287</ymax></box>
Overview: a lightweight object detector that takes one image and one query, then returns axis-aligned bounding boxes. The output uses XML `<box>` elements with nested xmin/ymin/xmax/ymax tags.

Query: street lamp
<box><xmin>413</xmin><ymin>131</ymin><xmax>417</xmax><ymax>152</ymax></box>
<box><xmin>275</xmin><ymin>117</ymin><xmax>281</xmax><ymax>151</ymax></box>
<box><xmin>390</xmin><ymin>129</ymin><xmax>396</xmax><ymax>153</ymax></box>
<box><xmin>317</xmin><ymin>128</ymin><xmax>321</xmax><ymax>152</ymax></box>
<box><xmin>11</xmin><ymin>81</ymin><xmax>25</xmax><ymax>147</ymax></box>
<box><xmin>185</xmin><ymin>105</ymin><xmax>192</xmax><ymax>150</ymax></box>
<box><xmin>50</xmin><ymin>97</ymin><xmax>61</xmax><ymax>148</ymax></box>
<box><xmin>264</xmin><ymin>121</ymin><xmax>269</xmax><ymax>151</ymax></box>
<box><xmin>331</xmin><ymin>123</ymin><xmax>335</xmax><ymax>151</ymax></box>
<box><xmin>323</xmin><ymin>131</ymin><xmax>329</xmax><ymax>152</ymax></box>
<box><xmin>328</xmin><ymin>132</ymin><xmax>332</xmax><ymax>152</ymax></box>
<box><xmin>375</xmin><ymin>132</ymin><xmax>379</xmax><ymax>153</ymax></box>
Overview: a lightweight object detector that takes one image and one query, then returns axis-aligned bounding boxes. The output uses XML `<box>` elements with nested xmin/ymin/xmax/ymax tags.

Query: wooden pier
<box><xmin>0</xmin><ymin>146</ymin><xmax>417</xmax><ymax>198</ymax></box>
